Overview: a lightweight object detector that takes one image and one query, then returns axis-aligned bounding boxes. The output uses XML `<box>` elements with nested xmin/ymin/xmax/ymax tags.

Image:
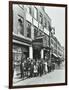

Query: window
<box><xmin>26</xmin><ymin>21</ymin><xmax>31</xmax><ymax>38</ymax></box>
<box><xmin>54</xmin><ymin>49</ymin><xmax>57</xmax><ymax>55</ymax></box>
<box><xmin>42</xmin><ymin>6</ymin><xmax>45</xmax><ymax>11</ymax></box>
<box><xmin>34</xmin><ymin>7</ymin><xmax>38</xmax><ymax>20</ymax></box>
<box><xmin>44</xmin><ymin>17</ymin><xmax>47</xmax><ymax>28</ymax></box>
<box><xmin>13</xmin><ymin>46</ymin><xmax>22</xmax><ymax>62</ymax></box>
<box><xmin>43</xmin><ymin>35</ymin><xmax>49</xmax><ymax>47</ymax></box>
<box><xmin>34</xmin><ymin>27</ymin><xmax>38</xmax><ymax>38</ymax></box>
<box><xmin>27</xmin><ymin>6</ymin><xmax>32</xmax><ymax>15</ymax></box>
<box><xmin>39</xmin><ymin>12</ymin><xmax>43</xmax><ymax>24</ymax></box>
<box><xmin>37</xmin><ymin>30</ymin><xmax>43</xmax><ymax>36</ymax></box>
<box><xmin>18</xmin><ymin>4</ymin><xmax>24</xmax><ymax>9</ymax></box>
<box><xmin>51</xmin><ymin>46</ymin><xmax>53</xmax><ymax>53</ymax></box>
<box><xmin>29</xmin><ymin>7</ymin><xmax>32</xmax><ymax>15</ymax></box>
<box><xmin>54</xmin><ymin>42</ymin><xmax>57</xmax><ymax>49</ymax></box>
<box><xmin>51</xmin><ymin>39</ymin><xmax>53</xmax><ymax>44</ymax></box>
<box><xmin>18</xmin><ymin>17</ymin><xmax>24</xmax><ymax>35</ymax></box>
<box><xmin>46</xmin><ymin>35</ymin><xmax>49</xmax><ymax>46</ymax></box>
<box><xmin>48</xmin><ymin>22</ymin><xmax>51</xmax><ymax>31</ymax></box>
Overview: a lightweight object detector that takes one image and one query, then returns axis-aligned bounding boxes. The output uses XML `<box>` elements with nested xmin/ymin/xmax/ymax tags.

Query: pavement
<box><xmin>13</xmin><ymin>62</ymin><xmax>65</xmax><ymax>86</ymax></box>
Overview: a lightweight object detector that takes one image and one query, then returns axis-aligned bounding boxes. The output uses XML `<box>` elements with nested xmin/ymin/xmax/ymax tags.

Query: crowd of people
<box><xmin>20</xmin><ymin>58</ymin><xmax>55</xmax><ymax>79</ymax></box>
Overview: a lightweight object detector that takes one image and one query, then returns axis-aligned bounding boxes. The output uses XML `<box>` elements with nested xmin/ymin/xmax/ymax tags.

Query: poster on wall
<box><xmin>9</xmin><ymin>1</ymin><xmax>67</xmax><ymax>88</ymax></box>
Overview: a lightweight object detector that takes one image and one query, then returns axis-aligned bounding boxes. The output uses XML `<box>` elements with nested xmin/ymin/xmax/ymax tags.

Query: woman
<box><xmin>33</xmin><ymin>62</ymin><xmax>38</xmax><ymax>77</ymax></box>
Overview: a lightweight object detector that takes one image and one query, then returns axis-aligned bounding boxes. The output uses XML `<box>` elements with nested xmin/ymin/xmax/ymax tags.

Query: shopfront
<box><xmin>13</xmin><ymin>44</ymin><xmax>29</xmax><ymax>78</ymax></box>
<box><xmin>32</xmin><ymin>36</ymin><xmax>49</xmax><ymax>60</ymax></box>
<box><xmin>51</xmin><ymin>53</ymin><xmax>58</xmax><ymax>63</ymax></box>
<box><xmin>44</xmin><ymin>49</ymin><xmax>49</xmax><ymax>60</ymax></box>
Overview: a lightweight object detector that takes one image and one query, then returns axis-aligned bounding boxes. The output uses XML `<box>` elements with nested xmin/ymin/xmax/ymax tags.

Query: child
<box><xmin>33</xmin><ymin>63</ymin><xmax>38</xmax><ymax>77</ymax></box>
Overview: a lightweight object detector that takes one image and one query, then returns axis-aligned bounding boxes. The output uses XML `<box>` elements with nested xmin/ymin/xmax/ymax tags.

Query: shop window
<box><xmin>26</xmin><ymin>21</ymin><xmax>31</xmax><ymax>38</ymax></box>
<box><xmin>34</xmin><ymin>7</ymin><xmax>38</xmax><ymax>20</ymax></box>
<box><xmin>18</xmin><ymin>17</ymin><xmax>24</xmax><ymax>35</ymax></box>
<box><xmin>13</xmin><ymin>47</ymin><xmax>22</xmax><ymax>62</ymax></box>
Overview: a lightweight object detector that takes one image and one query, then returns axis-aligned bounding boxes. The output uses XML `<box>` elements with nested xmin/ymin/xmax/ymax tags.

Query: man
<box><xmin>30</xmin><ymin>60</ymin><xmax>34</xmax><ymax>77</ymax></box>
<box><xmin>47</xmin><ymin>60</ymin><xmax>51</xmax><ymax>73</ymax></box>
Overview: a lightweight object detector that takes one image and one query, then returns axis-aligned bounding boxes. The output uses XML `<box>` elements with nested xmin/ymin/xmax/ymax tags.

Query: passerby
<box><xmin>36</xmin><ymin>60</ymin><xmax>39</xmax><ymax>76</ymax></box>
<box><xmin>33</xmin><ymin>63</ymin><xmax>38</xmax><ymax>77</ymax></box>
<box><xmin>20</xmin><ymin>55</ymin><xmax>24</xmax><ymax>78</ymax></box>
<box><xmin>44</xmin><ymin>61</ymin><xmax>48</xmax><ymax>74</ymax></box>
<box><xmin>30</xmin><ymin>60</ymin><xmax>34</xmax><ymax>77</ymax></box>
<box><xmin>42</xmin><ymin>60</ymin><xmax>45</xmax><ymax>75</ymax></box>
<box><xmin>47</xmin><ymin>60</ymin><xmax>51</xmax><ymax>73</ymax></box>
<box><xmin>38</xmin><ymin>60</ymin><xmax>40</xmax><ymax>76</ymax></box>
<box><xmin>22</xmin><ymin>61</ymin><xmax>25</xmax><ymax>78</ymax></box>
<box><xmin>23</xmin><ymin>60</ymin><xmax>27</xmax><ymax>78</ymax></box>
<box><xmin>28</xmin><ymin>58</ymin><xmax>31</xmax><ymax>78</ymax></box>
<box><xmin>39</xmin><ymin>61</ymin><xmax>43</xmax><ymax>76</ymax></box>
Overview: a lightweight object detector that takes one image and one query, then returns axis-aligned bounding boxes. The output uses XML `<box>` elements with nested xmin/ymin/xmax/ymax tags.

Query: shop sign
<box><xmin>32</xmin><ymin>41</ymin><xmax>42</xmax><ymax>49</ymax></box>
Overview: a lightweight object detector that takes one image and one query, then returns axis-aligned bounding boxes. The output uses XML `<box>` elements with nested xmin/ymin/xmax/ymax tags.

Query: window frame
<box><xmin>26</xmin><ymin>21</ymin><xmax>31</xmax><ymax>38</ymax></box>
<box><xmin>17</xmin><ymin>16</ymin><xmax>24</xmax><ymax>36</ymax></box>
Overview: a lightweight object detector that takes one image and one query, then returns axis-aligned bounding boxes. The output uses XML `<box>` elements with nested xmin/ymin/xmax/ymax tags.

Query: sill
<box><xmin>13</xmin><ymin>33</ymin><xmax>32</xmax><ymax>41</ymax></box>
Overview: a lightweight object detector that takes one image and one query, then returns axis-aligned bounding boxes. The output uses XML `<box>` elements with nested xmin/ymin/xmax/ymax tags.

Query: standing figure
<box><xmin>33</xmin><ymin>62</ymin><xmax>38</xmax><ymax>77</ymax></box>
<box><xmin>47</xmin><ymin>60</ymin><xmax>51</xmax><ymax>73</ymax></box>
<box><xmin>39</xmin><ymin>61</ymin><xmax>43</xmax><ymax>76</ymax></box>
<box><xmin>30</xmin><ymin>60</ymin><xmax>34</xmax><ymax>77</ymax></box>
<box><xmin>44</xmin><ymin>61</ymin><xmax>48</xmax><ymax>74</ymax></box>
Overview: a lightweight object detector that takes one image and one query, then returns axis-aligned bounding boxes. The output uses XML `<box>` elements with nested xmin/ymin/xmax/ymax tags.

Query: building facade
<box><xmin>13</xmin><ymin>4</ymin><xmax>64</xmax><ymax>77</ymax></box>
<box><xmin>50</xmin><ymin>35</ymin><xmax>64</xmax><ymax>63</ymax></box>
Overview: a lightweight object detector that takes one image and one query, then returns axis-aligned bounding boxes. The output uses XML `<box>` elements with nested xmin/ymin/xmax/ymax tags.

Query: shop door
<box><xmin>33</xmin><ymin>49</ymin><xmax>41</xmax><ymax>59</ymax></box>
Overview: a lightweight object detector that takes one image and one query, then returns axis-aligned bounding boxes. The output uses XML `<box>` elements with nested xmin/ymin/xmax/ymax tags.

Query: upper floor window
<box><xmin>37</xmin><ymin>30</ymin><xmax>43</xmax><ymax>36</ymax></box>
<box><xmin>51</xmin><ymin>46</ymin><xmax>53</xmax><ymax>53</ymax></box>
<box><xmin>48</xmin><ymin>22</ymin><xmax>51</xmax><ymax>31</ymax></box>
<box><xmin>39</xmin><ymin>12</ymin><xmax>43</xmax><ymax>24</ymax></box>
<box><xmin>34</xmin><ymin>7</ymin><xmax>38</xmax><ymax>20</ymax></box>
<box><xmin>34</xmin><ymin>26</ymin><xmax>38</xmax><ymax>39</ymax></box>
<box><xmin>54</xmin><ymin>49</ymin><xmax>57</xmax><ymax>55</ymax></box>
<box><xmin>43</xmin><ymin>35</ymin><xmax>49</xmax><ymax>47</ymax></box>
<box><xmin>46</xmin><ymin>35</ymin><xmax>49</xmax><ymax>46</ymax></box>
<box><xmin>27</xmin><ymin>6</ymin><xmax>32</xmax><ymax>15</ymax></box>
<box><xmin>26</xmin><ymin>21</ymin><xmax>31</xmax><ymax>38</ymax></box>
<box><xmin>18</xmin><ymin>4</ymin><xmax>24</xmax><ymax>10</ymax></box>
<box><xmin>44</xmin><ymin>17</ymin><xmax>47</xmax><ymax>28</ymax></box>
<box><xmin>51</xmin><ymin>39</ymin><xmax>53</xmax><ymax>44</ymax></box>
<box><xmin>18</xmin><ymin>17</ymin><xmax>24</xmax><ymax>35</ymax></box>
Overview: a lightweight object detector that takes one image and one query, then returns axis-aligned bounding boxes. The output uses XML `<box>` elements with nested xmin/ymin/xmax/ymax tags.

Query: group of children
<box><xmin>20</xmin><ymin>58</ymin><xmax>55</xmax><ymax>79</ymax></box>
